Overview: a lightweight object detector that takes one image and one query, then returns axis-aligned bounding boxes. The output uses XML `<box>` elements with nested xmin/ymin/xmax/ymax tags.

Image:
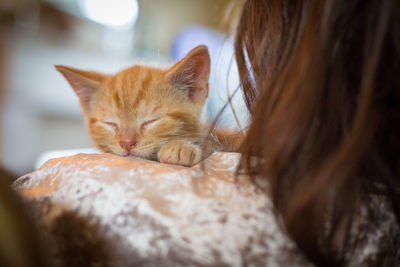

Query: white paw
<box><xmin>157</xmin><ymin>141</ymin><xmax>201</xmax><ymax>167</ymax></box>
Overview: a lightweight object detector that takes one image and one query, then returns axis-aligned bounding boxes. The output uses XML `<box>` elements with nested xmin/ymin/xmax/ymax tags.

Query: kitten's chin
<box><xmin>125</xmin><ymin>154</ymin><xmax>153</xmax><ymax>161</ymax></box>
<box><xmin>129</xmin><ymin>150</ymin><xmax>156</xmax><ymax>160</ymax></box>
<box><xmin>123</xmin><ymin>151</ymin><xmax>149</xmax><ymax>160</ymax></box>
<box><xmin>110</xmin><ymin>148</ymin><xmax>155</xmax><ymax>160</ymax></box>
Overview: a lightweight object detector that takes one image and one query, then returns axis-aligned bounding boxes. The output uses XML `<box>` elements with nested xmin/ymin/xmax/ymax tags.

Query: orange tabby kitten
<box><xmin>56</xmin><ymin>46</ymin><xmax>217</xmax><ymax>166</ymax></box>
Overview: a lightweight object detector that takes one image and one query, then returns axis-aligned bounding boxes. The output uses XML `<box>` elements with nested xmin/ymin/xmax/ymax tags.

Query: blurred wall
<box><xmin>134</xmin><ymin>0</ymin><xmax>232</xmax><ymax>55</ymax></box>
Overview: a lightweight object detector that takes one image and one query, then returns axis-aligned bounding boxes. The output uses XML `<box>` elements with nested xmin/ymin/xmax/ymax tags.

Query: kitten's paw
<box><xmin>157</xmin><ymin>141</ymin><xmax>201</xmax><ymax>167</ymax></box>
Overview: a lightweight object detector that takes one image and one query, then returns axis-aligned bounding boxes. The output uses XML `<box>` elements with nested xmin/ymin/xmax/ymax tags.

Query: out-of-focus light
<box><xmin>79</xmin><ymin>0</ymin><xmax>139</xmax><ymax>29</ymax></box>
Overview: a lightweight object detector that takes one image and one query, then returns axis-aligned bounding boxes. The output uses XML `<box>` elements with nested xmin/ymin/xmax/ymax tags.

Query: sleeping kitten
<box><xmin>56</xmin><ymin>46</ymin><xmax>215</xmax><ymax>167</ymax></box>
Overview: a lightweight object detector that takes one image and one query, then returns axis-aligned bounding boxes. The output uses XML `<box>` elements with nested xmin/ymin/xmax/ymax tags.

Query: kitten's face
<box><xmin>87</xmin><ymin>66</ymin><xmax>206</xmax><ymax>159</ymax></box>
<box><xmin>56</xmin><ymin>46</ymin><xmax>210</xmax><ymax>159</ymax></box>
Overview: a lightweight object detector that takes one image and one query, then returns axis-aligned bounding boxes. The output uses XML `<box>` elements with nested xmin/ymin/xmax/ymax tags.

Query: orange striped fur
<box><xmin>56</xmin><ymin>46</ymin><xmax>218</xmax><ymax>166</ymax></box>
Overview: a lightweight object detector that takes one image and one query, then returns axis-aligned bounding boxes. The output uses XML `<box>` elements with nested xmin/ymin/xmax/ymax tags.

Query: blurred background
<box><xmin>0</xmin><ymin>0</ymin><xmax>248</xmax><ymax>177</ymax></box>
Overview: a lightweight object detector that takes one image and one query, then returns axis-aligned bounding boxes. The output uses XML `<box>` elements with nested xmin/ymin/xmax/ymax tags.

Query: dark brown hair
<box><xmin>235</xmin><ymin>0</ymin><xmax>400</xmax><ymax>265</ymax></box>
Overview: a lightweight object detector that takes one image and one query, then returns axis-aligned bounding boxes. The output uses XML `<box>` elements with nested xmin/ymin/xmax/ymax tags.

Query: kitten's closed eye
<box><xmin>141</xmin><ymin>118</ymin><xmax>160</xmax><ymax>130</ymax></box>
<box><xmin>104</xmin><ymin>121</ymin><xmax>118</xmax><ymax>130</ymax></box>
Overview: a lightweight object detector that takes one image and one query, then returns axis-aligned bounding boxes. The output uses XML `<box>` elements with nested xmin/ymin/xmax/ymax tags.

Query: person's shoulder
<box><xmin>13</xmin><ymin>152</ymin><xmax>312</xmax><ymax>266</ymax></box>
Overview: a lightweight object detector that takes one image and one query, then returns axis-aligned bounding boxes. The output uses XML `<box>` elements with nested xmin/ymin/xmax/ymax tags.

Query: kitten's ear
<box><xmin>55</xmin><ymin>65</ymin><xmax>107</xmax><ymax>112</ymax></box>
<box><xmin>165</xmin><ymin>45</ymin><xmax>210</xmax><ymax>104</ymax></box>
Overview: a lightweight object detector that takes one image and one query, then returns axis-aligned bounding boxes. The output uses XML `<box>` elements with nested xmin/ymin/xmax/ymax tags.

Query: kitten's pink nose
<box><xmin>120</xmin><ymin>139</ymin><xmax>137</xmax><ymax>152</ymax></box>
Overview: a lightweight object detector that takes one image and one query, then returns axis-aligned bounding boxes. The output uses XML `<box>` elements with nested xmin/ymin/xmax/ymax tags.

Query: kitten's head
<box><xmin>56</xmin><ymin>45</ymin><xmax>210</xmax><ymax>159</ymax></box>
